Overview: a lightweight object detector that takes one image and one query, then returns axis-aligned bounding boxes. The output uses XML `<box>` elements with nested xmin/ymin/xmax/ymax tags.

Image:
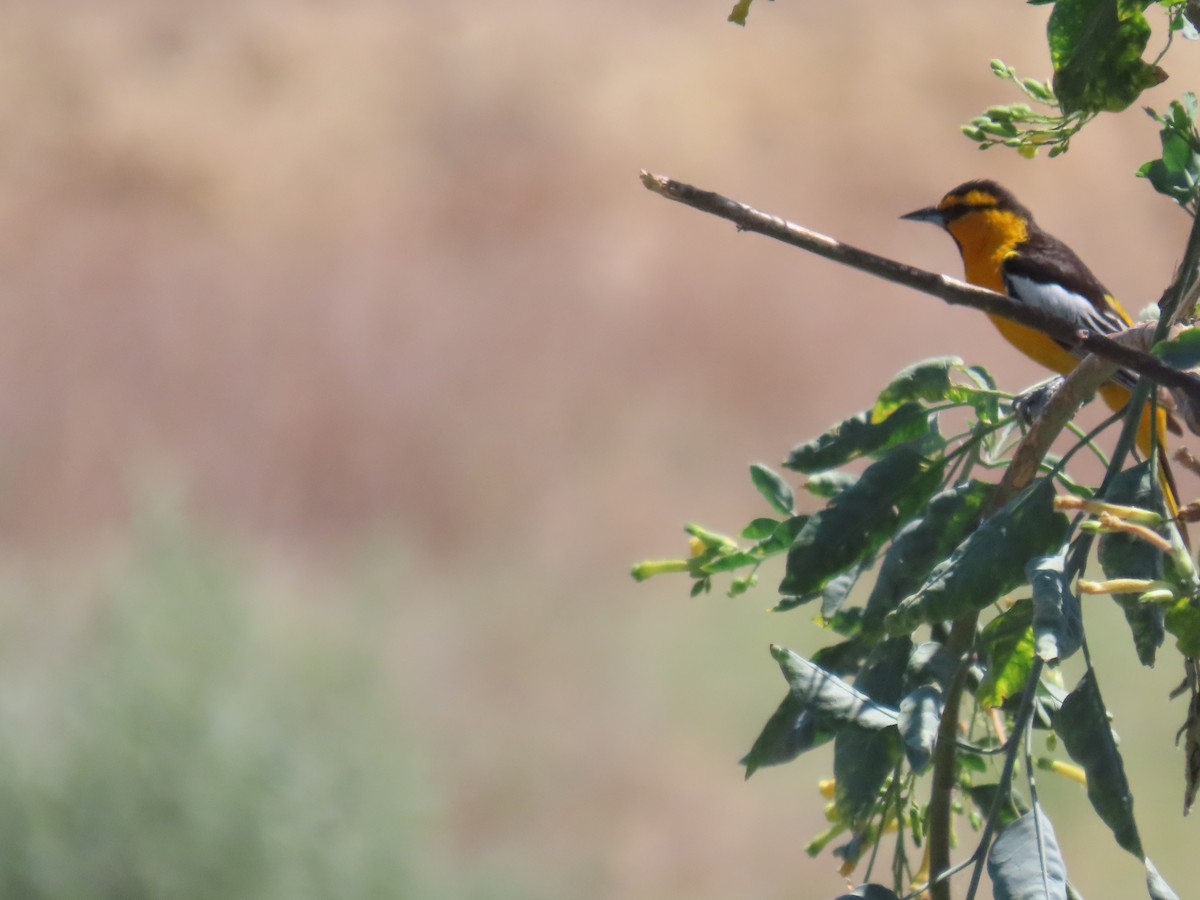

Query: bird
<box><xmin>901</xmin><ymin>179</ymin><xmax>1182</xmax><ymax>522</ymax></box>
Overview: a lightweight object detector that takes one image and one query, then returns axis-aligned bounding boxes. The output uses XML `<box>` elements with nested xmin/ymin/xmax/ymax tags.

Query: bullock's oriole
<box><xmin>901</xmin><ymin>179</ymin><xmax>1181</xmax><ymax>520</ymax></box>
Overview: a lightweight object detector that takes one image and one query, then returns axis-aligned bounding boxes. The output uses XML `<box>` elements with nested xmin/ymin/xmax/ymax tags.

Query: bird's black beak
<box><xmin>900</xmin><ymin>205</ymin><xmax>946</xmax><ymax>226</ymax></box>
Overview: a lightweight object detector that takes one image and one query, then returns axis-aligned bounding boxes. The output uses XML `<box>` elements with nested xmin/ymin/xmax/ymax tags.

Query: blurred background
<box><xmin>3</xmin><ymin>0</ymin><xmax>1200</xmax><ymax>897</ymax></box>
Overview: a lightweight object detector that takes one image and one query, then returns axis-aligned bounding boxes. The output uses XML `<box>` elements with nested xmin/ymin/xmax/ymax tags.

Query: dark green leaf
<box><xmin>784</xmin><ymin>403</ymin><xmax>934</xmax><ymax>473</ymax></box>
<box><xmin>812</xmin><ymin>637</ymin><xmax>869</xmax><ymax>677</ymax></box>
<box><xmin>899</xmin><ymin>685</ymin><xmax>942</xmax><ymax>774</ymax></box>
<box><xmin>987</xmin><ymin>809</ymin><xmax>1068</xmax><ymax>900</ymax></box>
<box><xmin>977</xmin><ymin>599</ymin><xmax>1035</xmax><ymax>709</ymax></box>
<box><xmin>781</xmin><ymin>447</ymin><xmax>944</xmax><ymax>598</ymax></box>
<box><xmin>906</xmin><ymin>641</ymin><xmax>958</xmax><ymax>691</ymax></box>
<box><xmin>862</xmin><ymin>480</ymin><xmax>991</xmax><ymax>637</ymax></box>
<box><xmin>1048</xmin><ymin>0</ymin><xmax>1165</xmax><ymax>116</ymax></box>
<box><xmin>772</xmin><ymin>564</ymin><xmax>863</xmax><ymax>614</ymax></box>
<box><xmin>834</xmin><ymin>723</ymin><xmax>901</xmax><ymax>828</ymax></box>
<box><xmin>886</xmin><ymin>478</ymin><xmax>1070</xmax><ymax>634</ymax></box>
<box><xmin>819</xmin><ymin>567</ymin><xmax>861</xmax><ymax>619</ymax></box>
<box><xmin>873</xmin><ymin>357</ymin><xmax>963</xmax><ymax>418</ymax></box>
<box><xmin>1029</xmin><ymin>555</ymin><xmax>1082</xmax><ymax>663</ymax></box>
<box><xmin>1057</xmin><ymin>669</ymin><xmax>1144</xmax><ymax>858</ymax></box>
<box><xmin>966</xmin><ymin>783</ymin><xmax>1025</xmax><ymax>830</ymax></box>
<box><xmin>750</xmin><ymin>462</ymin><xmax>795</xmax><ymax>515</ymax></box>
<box><xmin>769</xmin><ymin>644</ymin><xmax>898</xmax><ymax>730</ymax></box>
<box><xmin>740</xmin><ymin>692</ymin><xmax>832</xmax><ymax>777</ymax></box>
<box><xmin>855</xmin><ymin>636</ymin><xmax>912</xmax><ymax>707</ymax></box>
<box><xmin>1098</xmin><ymin>462</ymin><xmax>1167</xmax><ymax>666</ymax></box>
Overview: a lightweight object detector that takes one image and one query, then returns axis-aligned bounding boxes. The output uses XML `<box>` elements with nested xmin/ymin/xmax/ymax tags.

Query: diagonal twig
<box><xmin>640</xmin><ymin>170</ymin><xmax>1200</xmax><ymax>408</ymax></box>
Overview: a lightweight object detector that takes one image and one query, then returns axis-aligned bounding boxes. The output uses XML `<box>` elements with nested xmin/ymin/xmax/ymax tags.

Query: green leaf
<box><xmin>741</xmin><ymin>517</ymin><xmax>781</xmax><ymax>540</ymax></box>
<box><xmin>1098</xmin><ymin>462</ymin><xmax>1167</xmax><ymax>666</ymax></box>
<box><xmin>977</xmin><ymin>599</ymin><xmax>1036</xmax><ymax>709</ymax></box>
<box><xmin>885</xmin><ymin>478</ymin><xmax>1070</xmax><ymax>634</ymax></box>
<box><xmin>805</xmin><ymin>471</ymin><xmax>859</xmax><ymax>499</ymax></box>
<box><xmin>1057</xmin><ymin>669</ymin><xmax>1144</xmax><ymax>858</ymax></box>
<box><xmin>1029</xmin><ymin>555</ymin><xmax>1082</xmax><ymax>663</ymax></box>
<box><xmin>1048</xmin><ymin>0</ymin><xmax>1166</xmax><ymax>116</ymax></box>
<box><xmin>872</xmin><ymin>357</ymin><xmax>963</xmax><ymax>419</ymax></box>
<box><xmin>833</xmin><ymin>724</ymin><xmax>901</xmax><ymax>828</ymax></box>
<box><xmin>1152</xmin><ymin>327</ymin><xmax>1200</xmax><ymax>369</ymax></box>
<box><xmin>740</xmin><ymin>692</ymin><xmax>832</xmax><ymax>777</ymax></box>
<box><xmin>987</xmin><ymin>809</ymin><xmax>1069</xmax><ymax>900</ymax></box>
<box><xmin>899</xmin><ymin>685</ymin><xmax>942</xmax><ymax>774</ymax></box>
<box><xmin>750</xmin><ymin>462</ymin><xmax>795</xmax><ymax>515</ymax></box>
<box><xmin>784</xmin><ymin>403</ymin><xmax>935</xmax><ymax>473</ymax></box>
<box><xmin>750</xmin><ymin>515</ymin><xmax>809</xmax><ymax>557</ymax></box>
<box><xmin>769</xmin><ymin>644</ymin><xmax>898</xmax><ymax>730</ymax></box>
<box><xmin>966</xmin><ymin>783</ymin><xmax>1024</xmax><ymax>830</ymax></box>
<box><xmin>774</xmin><ymin>565</ymin><xmax>864</xmax><ymax>615</ymax></box>
<box><xmin>862</xmin><ymin>480</ymin><xmax>991</xmax><ymax>637</ymax></box>
<box><xmin>727</xmin><ymin>0</ymin><xmax>753</xmax><ymax>25</ymax></box>
<box><xmin>780</xmin><ymin>448</ymin><xmax>944</xmax><ymax>598</ymax></box>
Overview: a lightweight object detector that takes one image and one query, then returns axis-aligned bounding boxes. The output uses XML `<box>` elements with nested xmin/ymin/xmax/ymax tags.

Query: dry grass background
<box><xmin>4</xmin><ymin>0</ymin><xmax>1200</xmax><ymax>897</ymax></box>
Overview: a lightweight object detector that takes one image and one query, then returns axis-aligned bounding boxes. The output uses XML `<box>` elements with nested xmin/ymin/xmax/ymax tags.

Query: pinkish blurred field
<box><xmin>6</xmin><ymin>1</ymin><xmax>1200</xmax><ymax>897</ymax></box>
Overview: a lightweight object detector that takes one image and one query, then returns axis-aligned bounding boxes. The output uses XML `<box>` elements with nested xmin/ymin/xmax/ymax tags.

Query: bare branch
<box><xmin>640</xmin><ymin>170</ymin><xmax>1200</xmax><ymax>408</ymax></box>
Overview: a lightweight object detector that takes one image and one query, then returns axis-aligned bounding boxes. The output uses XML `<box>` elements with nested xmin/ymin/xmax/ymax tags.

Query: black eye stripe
<box><xmin>941</xmin><ymin>201</ymin><xmax>997</xmax><ymax>221</ymax></box>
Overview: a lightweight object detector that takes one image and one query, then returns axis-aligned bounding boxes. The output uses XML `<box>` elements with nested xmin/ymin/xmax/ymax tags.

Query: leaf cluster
<box><xmin>633</xmin><ymin>356</ymin><xmax>1200</xmax><ymax>898</ymax></box>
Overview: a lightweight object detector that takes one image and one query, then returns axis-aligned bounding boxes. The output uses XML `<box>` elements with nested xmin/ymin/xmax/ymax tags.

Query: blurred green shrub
<box><xmin>0</xmin><ymin>516</ymin><xmax>424</xmax><ymax>900</ymax></box>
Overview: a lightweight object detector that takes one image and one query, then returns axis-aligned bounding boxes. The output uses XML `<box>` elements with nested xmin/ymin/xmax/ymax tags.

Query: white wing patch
<box><xmin>1004</xmin><ymin>273</ymin><xmax>1124</xmax><ymax>335</ymax></box>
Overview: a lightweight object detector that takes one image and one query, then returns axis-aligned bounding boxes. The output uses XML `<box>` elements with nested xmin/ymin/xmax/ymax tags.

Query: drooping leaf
<box><xmin>1057</xmin><ymin>669</ymin><xmax>1144</xmax><ymax>858</ymax></box>
<box><xmin>769</xmin><ymin>644</ymin><xmax>898</xmax><ymax>730</ymax></box>
<box><xmin>1097</xmin><ymin>462</ymin><xmax>1167</xmax><ymax>666</ymax></box>
<box><xmin>784</xmin><ymin>403</ymin><xmax>935</xmax><ymax>473</ymax></box>
<box><xmin>977</xmin><ymin>599</ymin><xmax>1035</xmax><ymax>709</ymax></box>
<box><xmin>1048</xmin><ymin>0</ymin><xmax>1166</xmax><ymax>116</ymax></box>
<box><xmin>834</xmin><ymin>723</ymin><xmax>901</xmax><ymax>828</ymax></box>
<box><xmin>1028</xmin><ymin>555</ymin><xmax>1082</xmax><ymax>663</ymax></box>
<box><xmin>899</xmin><ymin>685</ymin><xmax>942</xmax><ymax>774</ymax></box>
<box><xmin>740</xmin><ymin>692</ymin><xmax>832</xmax><ymax>777</ymax></box>
<box><xmin>862</xmin><ymin>480</ymin><xmax>991</xmax><ymax>637</ymax></box>
<box><xmin>987</xmin><ymin>809</ymin><xmax>1068</xmax><ymax>900</ymax></box>
<box><xmin>886</xmin><ymin>478</ymin><xmax>1070</xmax><ymax>634</ymax></box>
<box><xmin>872</xmin><ymin>357</ymin><xmax>964</xmax><ymax>419</ymax></box>
<box><xmin>750</xmin><ymin>462</ymin><xmax>795</xmax><ymax>515</ymax></box>
<box><xmin>780</xmin><ymin>447</ymin><xmax>944</xmax><ymax>598</ymax></box>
